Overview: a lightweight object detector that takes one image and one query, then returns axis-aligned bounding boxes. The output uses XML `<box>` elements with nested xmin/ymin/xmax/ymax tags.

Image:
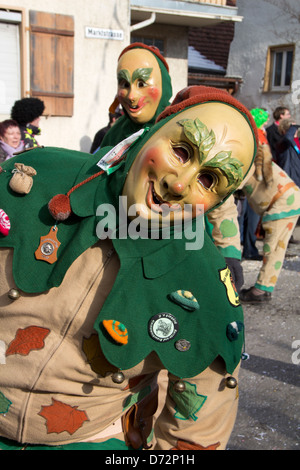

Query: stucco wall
<box><xmin>132</xmin><ymin>22</ymin><xmax>189</xmax><ymax>97</ymax></box>
<box><xmin>227</xmin><ymin>0</ymin><xmax>300</xmax><ymax>122</ymax></box>
<box><xmin>1</xmin><ymin>0</ymin><xmax>191</xmax><ymax>152</ymax></box>
<box><xmin>1</xmin><ymin>0</ymin><xmax>131</xmax><ymax>151</ymax></box>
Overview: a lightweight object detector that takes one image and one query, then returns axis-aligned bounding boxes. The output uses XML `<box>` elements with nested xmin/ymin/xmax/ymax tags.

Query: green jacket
<box><xmin>0</xmin><ymin>146</ymin><xmax>244</xmax><ymax>378</ymax></box>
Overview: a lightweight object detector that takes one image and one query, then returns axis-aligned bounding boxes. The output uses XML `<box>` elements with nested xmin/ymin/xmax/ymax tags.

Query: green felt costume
<box><xmin>0</xmin><ymin>105</ymin><xmax>249</xmax><ymax>379</ymax></box>
<box><xmin>100</xmin><ymin>44</ymin><xmax>173</xmax><ymax>148</ymax></box>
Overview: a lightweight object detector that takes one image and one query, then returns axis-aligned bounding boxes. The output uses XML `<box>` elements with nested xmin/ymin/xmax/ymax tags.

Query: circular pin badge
<box><xmin>175</xmin><ymin>339</ymin><xmax>191</xmax><ymax>352</ymax></box>
<box><xmin>148</xmin><ymin>313</ymin><xmax>179</xmax><ymax>343</ymax></box>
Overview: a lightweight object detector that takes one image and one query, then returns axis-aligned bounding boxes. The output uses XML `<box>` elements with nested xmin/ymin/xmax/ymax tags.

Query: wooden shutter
<box><xmin>29</xmin><ymin>10</ymin><xmax>74</xmax><ymax>116</ymax></box>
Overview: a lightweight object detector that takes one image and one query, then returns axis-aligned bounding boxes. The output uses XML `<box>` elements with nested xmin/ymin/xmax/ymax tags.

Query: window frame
<box><xmin>0</xmin><ymin>6</ymin><xmax>27</xmax><ymax>109</ymax></box>
<box><xmin>130</xmin><ymin>35</ymin><xmax>165</xmax><ymax>56</ymax></box>
<box><xmin>264</xmin><ymin>44</ymin><xmax>295</xmax><ymax>93</ymax></box>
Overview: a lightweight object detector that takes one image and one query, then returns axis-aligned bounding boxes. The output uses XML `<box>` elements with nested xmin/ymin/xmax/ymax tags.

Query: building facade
<box><xmin>0</xmin><ymin>0</ymin><xmax>241</xmax><ymax>150</ymax></box>
<box><xmin>227</xmin><ymin>0</ymin><xmax>300</xmax><ymax>122</ymax></box>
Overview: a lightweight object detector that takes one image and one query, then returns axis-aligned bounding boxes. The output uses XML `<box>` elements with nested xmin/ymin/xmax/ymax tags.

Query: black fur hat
<box><xmin>11</xmin><ymin>97</ymin><xmax>45</xmax><ymax>126</ymax></box>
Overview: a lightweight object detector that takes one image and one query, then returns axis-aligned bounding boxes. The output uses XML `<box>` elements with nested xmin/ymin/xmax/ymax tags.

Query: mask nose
<box><xmin>163</xmin><ymin>167</ymin><xmax>197</xmax><ymax>197</ymax></box>
<box><xmin>163</xmin><ymin>175</ymin><xmax>189</xmax><ymax>197</ymax></box>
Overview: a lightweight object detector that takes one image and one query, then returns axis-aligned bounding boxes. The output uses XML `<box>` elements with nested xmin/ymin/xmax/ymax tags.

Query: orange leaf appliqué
<box><xmin>39</xmin><ymin>399</ymin><xmax>89</xmax><ymax>435</ymax></box>
<box><xmin>6</xmin><ymin>326</ymin><xmax>50</xmax><ymax>356</ymax></box>
<box><xmin>172</xmin><ymin>439</ymin><xmax>221</xmax><ymax>450</ymax></box>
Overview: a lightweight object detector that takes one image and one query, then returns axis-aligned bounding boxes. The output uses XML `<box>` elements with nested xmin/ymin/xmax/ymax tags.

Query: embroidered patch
<box><xmin>102</xmin><ymin>320</ymin><xmax>128</xmax><ymax>345</ymax></box>
<box><xmin>169</xmin><ymin>290</ymin><xmax>199</xmax><ymax>311</ymax></box>
<box><xmin>226</xmin><ymin>321</ymin><xmax>244</xmax><ymax>342</ymax></box>
<box><xmin>169</xmin><ymin>380</ymin><xmax>207</xmax><ymax>421</ymax></box>
<box><xmin>82</xmin><ymin>334</ymin><xmax>118</xmax><ymax>376</ymax></box>
<box><xmin>0</xmin><ymin>391</ymin><xmax>12</xmax><ymax>414</ymax></box>
<box><xmin>6</xmin><ymin>326</ymin><xmax>50</xmax><ymax>356</ymax></box>
<box><xmin>148</xmin><ymin>313</ymin><xmax>178</xmax><ymax>343</ymax></box>
<box><xmin>39</xmin><ymin>399</ymin><xmax>89</xmax><ymax>435</ymax></box>
<box><xmin>219</xmin><ymin>267</ymin><xmax>240</xmax><ymax>307</ymax></box>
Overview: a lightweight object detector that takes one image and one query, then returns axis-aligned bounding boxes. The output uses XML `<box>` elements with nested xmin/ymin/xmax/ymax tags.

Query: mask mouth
<box><xmin>147</xmin><ymin>181</ymin><xmax>182</xmax><ymax>214</ymax></box>
<box><xmin>127</xmin><ymin>97</ymin><xmax>146</xmax><ymax>113</ymax></box>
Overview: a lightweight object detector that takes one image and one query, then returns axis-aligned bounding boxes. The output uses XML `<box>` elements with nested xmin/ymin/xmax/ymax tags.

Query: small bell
<box><xmin>112</xmin><ymin>371</ymin><xmax>125</xmax><ymax>384</ymax></box>
<box><xmin>173</xmin><ymin>380</ymin><xmax>186</xmax><ymax>393</ymax></box>
<box><xmin>8</xmin><ymin>288</ymin><xmax>20</xmax><ymax>300</ymax></box>
<box><xmin>225</xmin><ymin>376</ymin><xmax>238</xmax><ymax>389</ymax></box>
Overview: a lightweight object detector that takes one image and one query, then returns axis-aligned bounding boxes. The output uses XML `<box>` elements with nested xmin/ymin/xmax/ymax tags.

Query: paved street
<box><xmin>228</xmin><ymin>225</ymin><xmax>300</xmax><ymax>450</ymax></box>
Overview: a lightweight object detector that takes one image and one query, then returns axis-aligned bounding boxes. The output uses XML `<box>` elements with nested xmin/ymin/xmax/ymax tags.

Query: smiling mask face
<box><xmin>122</xmin><ymin>102</ymin><xmax>255</xmax><ymax>227</ymax></box>
<box><xmin>117</xmin><ymin>48</ymin><xmax>163</xmax><ymax>124</ymax></box>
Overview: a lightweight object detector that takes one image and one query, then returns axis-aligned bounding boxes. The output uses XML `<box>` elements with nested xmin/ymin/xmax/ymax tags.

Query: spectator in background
<box><xmin>238</xmin><ymin>108</ymin><xmax>270</xmax><ymax>260</ymax></box>
<box><xmin>266</xmin><ymin>106</ymin><xmax>291</xmax><ymax>160</ymax></box>
<box><xmin>275</xmin><ymin>119</ymin><xmax>300</xmax><ymax>188</ymax></box>
<box><xmin>11</xmin><ymin>97</ymin><xmax>45</xmax><ymax>149</ymax></box>
<box><xmin>0</xmin><ymin>119</ymin><xmax>24</xmax><ymax>162</ymax></box>
<box><xmin>240</xmin><ymin>144</ymin><xmax>300</xmax><ymax>303</ymax></box>
<box><xmin>90</xmin><ymin>108</ymin><xmax>123</xmax><ymax>154</ymax></box>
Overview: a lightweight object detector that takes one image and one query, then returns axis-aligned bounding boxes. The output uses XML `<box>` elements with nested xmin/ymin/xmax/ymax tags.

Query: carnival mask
<box><xmin>122</xmin><ymin>102</ymin><xmax>255</xmax><ymax>227</ymax></box>
<box><xmin>117</xmin><ymin>48</ymin><xmax>162</xmax><ymax>125</ymax></box>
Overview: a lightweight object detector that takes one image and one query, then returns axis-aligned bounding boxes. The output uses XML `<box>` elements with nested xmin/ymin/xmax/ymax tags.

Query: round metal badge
<box><xmin>148</xmin><ymin>313</ymin><xmax>179</xmax><ymax>343</ymax></box>
<box><xmin>175</xmin><ymin>339</ymin><xmax>191</xmax><ymax>352</ymax></box>
<box><xmin>41</xmin><ymin>241</ymin><xmax>55</xmax><ymax>256</ymax></box>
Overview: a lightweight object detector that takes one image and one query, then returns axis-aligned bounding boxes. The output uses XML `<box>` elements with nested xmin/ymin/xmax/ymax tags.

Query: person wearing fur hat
<box><xmin>0</xmin><ymin>86</ymin><xmax>257</xmax><ymax>451</ymax></box>
<box><xmin>11</xmin><ymin>97</ymin><xmax>45</xmax><ymax>149</ymax></box>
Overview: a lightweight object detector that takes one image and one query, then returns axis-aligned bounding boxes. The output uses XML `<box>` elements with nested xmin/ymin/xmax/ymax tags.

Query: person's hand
<box><xmin>225</xmin><ymin>257</ymin><xmax>244</xmax><ymax>293</ymax></box>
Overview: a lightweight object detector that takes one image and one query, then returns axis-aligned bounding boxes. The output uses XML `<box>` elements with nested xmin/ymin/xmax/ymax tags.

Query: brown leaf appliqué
<box><xmin>6</xmin><ymin>326</ymin><xmax>50</xmax><ymax>356</ymax></box>
<box><xmin>39</xmin><ymin>399</ymin><xmax>89</xmax><ymax>435</ymax></box>
<box><xmin>172</xmin><ymin>439</ymin><xmax>221</xmax><ymax>450</ymax></box>
<box><xmin>82</xmin><ymin>334</ymin><xmax>118</xmax><ymax>376</ymax></box>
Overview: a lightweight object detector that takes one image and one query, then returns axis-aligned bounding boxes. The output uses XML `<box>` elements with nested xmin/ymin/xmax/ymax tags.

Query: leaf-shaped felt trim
<box><xmin>82</xmin><ymin>334</ymin><xmax>118</xmax><ymax>376</ymax></box>
<box><xmin>39</xmin><ymin>399</ymin><xmax>89</xmax><ymax>435</ymax></box>
<box><xmin>205</xmin><ymin>151</ymin><xmax>244</xmax><ymax>187</ymax></box>
<box><xmin>172</xmin><ymin>439</ymin><xmax>221</xmax><ymax>450</ymax></box>
<box><xmin>132</xmin><ymin>67</ymin><xmax>153</xmax><ymax>83</ymax></box>
<box><xmin>6</xmin><ymin>326</ymin><xmax>50</xmax><ymax>356</ymax></box>
<box><xmin>0</xmin><ymin>391</ymin><xmax>12</xmax><ymax>414</ymax></box>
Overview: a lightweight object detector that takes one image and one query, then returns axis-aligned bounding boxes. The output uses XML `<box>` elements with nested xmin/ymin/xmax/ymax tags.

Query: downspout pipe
<box><xmin>130</xmin><ymin>12</ymin><xmax>156</xmax><ymax>32</ymax></box>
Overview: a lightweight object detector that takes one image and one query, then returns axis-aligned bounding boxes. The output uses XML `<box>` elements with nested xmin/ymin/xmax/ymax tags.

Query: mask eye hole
<box><xmin>137</xmin><ymin>79</ymin><xmax>147</xmax><ymax>88</ymax></box>
<box><xmin>118</xmin><ymin>79</ymin><xmax>130</xmax><ymax>89</ymax></box>
<box><xmin>198</xmin><ymin>172</ymin><xmax>216</xmax><ymax>189</ymax></box>
<box><xmin>172</xmin><ymin>144</ymin><xmax>191</xmax><ymax>164</ymax></box>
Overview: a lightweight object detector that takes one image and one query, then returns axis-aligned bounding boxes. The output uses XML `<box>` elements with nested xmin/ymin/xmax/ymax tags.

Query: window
<box><xmin>131</xmin><ymin>36</ymin><xmax>164</xmax><ymax>55</ymax></box>
<box><xmin>29</xmin><ymin>11</ymin><xmax>74</xmax><ymax>116</ymax></box>
<box><xmin>264</xmin><ymin>45</ymin><xmax>294</xmax><ymax>92</ymax></box>
<box><xmin>0</xmin><ymin>9</ymin><xmax>22</xmax><ymax>114</ymax></box>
